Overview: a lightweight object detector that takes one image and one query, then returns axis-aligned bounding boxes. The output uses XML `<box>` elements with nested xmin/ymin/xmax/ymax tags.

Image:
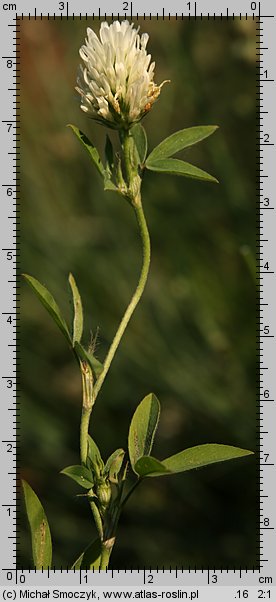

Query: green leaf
<box><xmin>22</xmin><ymin>480</ymin><xmax>52</xmax><ymax>569</ymax></box>
<box><xmin>135</xmin><ymin>444</ymin><xmax>253</xmax><ymax>478</ymax></box>
<box><xmin>145</xmin><ymin>158</ymin><xmax>218</xmax><ymax>183</ymax></box>
<box><xmin>105</xmin><ymin>134</ymin><xmax>114</xmax><ymax>177</ymax></box>
<box><xmin>163</xmin><ymin>444</ymin><xmax>253</xmax><ymax>473</ymax></box>
<box><xmin>68</xmin><ymin>273</ymin><xmax>83</xmax><ymax>345</ymax></box>
<box><xmin>60</xmin><ymin>465</ymin><xmax>94</xmax><ymax>489</ymax></box>
<box><xmin>131</xmin><ymin>123</ymin><xmax>148</xmax><ymax>164</ymax></box>
<box><xmin>23</xmin><ymin>274</ymin><xmax>71</xmax><ymax>345</ymax></box>
<box><xmin>115</xmin><ymin>155</ymin><xmax>127</xmax><ymax>191</ymax></box>
<box><xmin>71</xmin><ymin>537</ymin><xmax>101</xmax><ymax>570</ymax></box>
<box><xmin>68</xmin><ymin>124</ymin><xmax>105</xmax><ymax>178</ymax></box>
<box><xmin>104</xmin><ymin>178</ymin><xmax>118</xmax><ymax>192</ymax></box>
<box><xmin>87</xmin><ymin>435</ymin><xmax>104</xmax><ymax>476</ymax></box>
<box><xmin>135</xmin><ymin>456</ymin><xmax>170</xmax><ymax>477</ymax></box>
<box><xmin>103</xmin><ymin>135</ymin><xmax>118</xmax><ymax>192</ymax></box>
<box><xmin>74</xmin><ymin>341</ymin><xmax>103</xmax><ymax>379</ymax></box>
<box><xmin>128</xmin><ymin>393</ymin><xmax>160</xmax><ymax>474</ymax></box>
<box><xmin>104</xmin><ymin>448</ymin><xmax>125</xmax><ymax>483</ymax></box>
<box><xmin>146</xmin><ymin>125</ymin><xmax>218</xmax><ymax>163</ymax></box>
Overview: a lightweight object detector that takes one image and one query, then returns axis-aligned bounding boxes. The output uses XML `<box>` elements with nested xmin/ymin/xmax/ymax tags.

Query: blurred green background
<box><xmin>20</xmin><ymin>17</ymin><xmax>257</xmax><ymax>569</ymax></box>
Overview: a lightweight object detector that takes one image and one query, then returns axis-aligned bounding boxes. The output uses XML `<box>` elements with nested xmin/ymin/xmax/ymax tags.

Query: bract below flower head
<box><xmin>76</xmin><ymin>20</ymin><xmax>168</xmax><ymax>129</ymax></box>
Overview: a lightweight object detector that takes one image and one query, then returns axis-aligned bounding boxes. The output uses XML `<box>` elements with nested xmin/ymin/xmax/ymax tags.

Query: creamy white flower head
<box><xmin>76</xmin><ymin>20</ymin><xmax>168</xmax><ymax>128</ymax></box>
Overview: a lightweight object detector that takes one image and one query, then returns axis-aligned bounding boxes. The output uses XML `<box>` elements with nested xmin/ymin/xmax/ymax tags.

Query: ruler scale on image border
<box><xmin>0</xmin><ymin>0</ymin><xmax>275</xmax><ymax>596</ymax></box>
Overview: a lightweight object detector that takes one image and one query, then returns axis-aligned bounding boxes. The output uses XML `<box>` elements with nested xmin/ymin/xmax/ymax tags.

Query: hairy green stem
<box><xmin>100</xmin><ymin>537</ymin><xmax>115</xmax><ymax>570</ymax></box>
<box><xmin>78</xmin><ymin>130</ymin><xmax>151</xmax><ymax>571</ymax></box>
<box><xmin>88</xmin><ymin>496</ymin><xmax>104</xmax><ymax>540</ymax></box>
<box><xmin>92</xmin><ymin>199</ymin><xmax>151</xmax><ymax>404</ymax></box>
<box><xmin>80</xmin><ymin>408</ymin><xmax>91</xmax><ymax>465</ymax></box>
<box><xmin>121</xmin><ymin>129</ymin><xmax>133</xmax><ymax>185</ymax></box>
<box><xmin>99</xmin><ymin>480</ymin><xmax>140</xmax><ymax>569</ymax></box>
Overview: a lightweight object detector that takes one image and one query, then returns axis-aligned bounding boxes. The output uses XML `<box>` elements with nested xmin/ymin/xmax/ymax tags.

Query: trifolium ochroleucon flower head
<box><xmin>76</xmin><ymin>20</ymin><xmax>168</xmax><ymax>129</ymax></box>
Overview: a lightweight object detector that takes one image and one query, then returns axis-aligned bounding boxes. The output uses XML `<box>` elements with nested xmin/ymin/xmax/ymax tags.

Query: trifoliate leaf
<box><xmin>104</xmin><ymin>449</ymin><xmax>125</xmax><ymax>483</ymax></box>
<box><xmin>128</xmin><ymin>393</ymin><xmax>160</xmax><ymax>475</ymax></box>
<box><xmin>68</xmin><ymin>273</ymin><xmax>83</xmax><ymax>345</ymax></box>
<box><xmin>87</xmin><ymin>435</ymin><xmax>104</xmax><ymax>477</ymax></box>
<box><xmin>145</xmin><ymin>158</ymin><xmax>218</xmax><ymax>183</ymax></box>
<box><xmin>104</xmin><ymin>134</ymin><xmax>114</xmax><ymax>177</ymax></box>
<box><xmin>23</xmin><ymin>274</ymin><xmax>71</xmax><ymax>345</ymax></box>
<box><xmin>60</xmin><ymin>465</ymin><xmax>94</xmax><ymax>489</ymax></box>
<box><xmin>68</xmin><ymin>124</ymin><xmax>105</xmax><ymax>178</ymax></box>
<box><xmin>131</xmin><ymin>123</ymin><xmax>148</xmax><ymax>164</ymax></box>
<box><xmin>22</xmin><ymin>480</ymin><xmax>52</xmax><ymax>569</ymax></box>
<box><xmin>146</xmin><ymin>125</ymin><xmax>218</xmax><ymax>163</ymax></box>
<box><xmin>74</xmin><ymin>341</ymin><xmax>103</xmax><ymax>379</ymax></box>
<box><xmin>135</xmin><ymin>444</ymin><xmax>253</xmax><ymax>478</ymax></box>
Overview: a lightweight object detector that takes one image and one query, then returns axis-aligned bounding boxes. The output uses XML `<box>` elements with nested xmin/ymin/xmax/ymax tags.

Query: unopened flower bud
<box><xmin>96</xmin><ymin>479</ymin><xmax>112</xmax><ymax>511</ymax></box>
